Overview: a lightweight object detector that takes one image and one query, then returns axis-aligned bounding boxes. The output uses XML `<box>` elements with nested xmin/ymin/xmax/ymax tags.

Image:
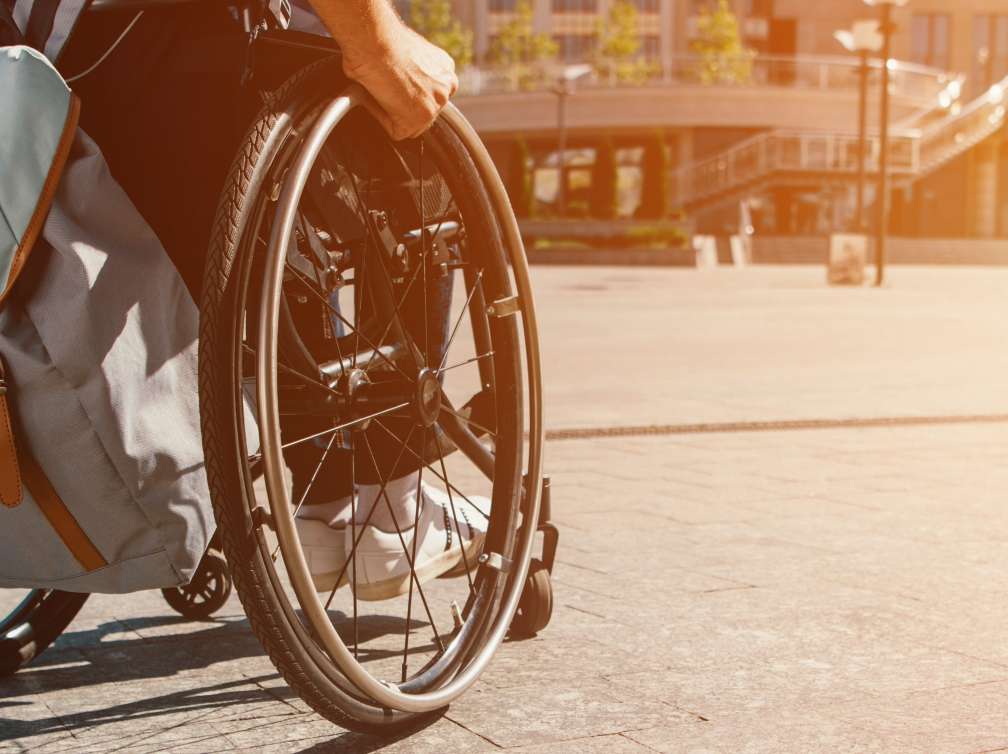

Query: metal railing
<box><xmin>669</xmin><ymin>75</ymin><xmax>1008</xmax><ymax>208</ymax></box>
<box><xmin>457</xmin><ymin>54</ymin><xmax>953</xmax><ymax>104</ymax></box>
<box><xmin>917</xmin><ymin>82</ymin><xmax>1007</xmax><ymax>173</ymax></box>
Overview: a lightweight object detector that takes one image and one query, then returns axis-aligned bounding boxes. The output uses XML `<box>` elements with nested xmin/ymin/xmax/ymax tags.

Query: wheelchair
<box><xmin>1</xmin><ymin>1</ymin><xmax>557</xmax><ymax>733</ymax></box>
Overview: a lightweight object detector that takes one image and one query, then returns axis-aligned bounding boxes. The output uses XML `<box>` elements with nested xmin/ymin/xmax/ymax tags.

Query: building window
<box><xmin>974</xmin><ymin>15</ymin><xmax>1008</xmax><ymax>91</ymax></box>
<box><xmin>642</xmin><ymin>35</ymin><xmax>660</xmax><ymax>60</ymax></box>
<box><xmin>552</xmin><ymin>0</ymin><xmax>598</xmax><ymax>12</ymax></box>
<box><xmin>553</xmin><ymin>33</ymin><xmax>597</xmax><ymax>61</ymax></box>
<box><xmin>633</xmin><ymin>0</ymin><xmax>659</xmax><ymax>12</ymax></box>
<box><xmin>911</xmin><ymin>13</ymin><xmax>951</xmax><ymax>70</ymax></box>
<box><xmin>739</xmin><ymin>0</ymin><xmax>772</xmax><ymax>16</ymax></box>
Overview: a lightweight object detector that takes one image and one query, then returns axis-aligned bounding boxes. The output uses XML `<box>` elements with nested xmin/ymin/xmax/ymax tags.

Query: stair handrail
<box><xmin>670</xmin><ymin>73</ymin><xmax>1008</xmax><ymax>207</ymax></box>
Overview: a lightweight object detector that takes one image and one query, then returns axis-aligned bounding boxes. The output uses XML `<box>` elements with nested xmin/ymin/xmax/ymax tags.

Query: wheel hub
<box><xmin>339</xmin><ymin>368</ymin><xmax>370</xmax><ymax>400</ymax></box>
<box><xmin>415</xmin><ymin>369</ymin><xmax>441</xmax><ymax>428</ymax></box>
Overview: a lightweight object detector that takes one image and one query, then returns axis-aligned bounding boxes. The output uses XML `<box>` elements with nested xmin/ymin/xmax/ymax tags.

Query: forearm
<box><xmin>307</xmin><ymin>0</ymin><xmax>405</xmax><ymax>61</ymax></box>
<box><xmin>302</xmin><ymin>0</ymin><xmax>457</xmax><ymax>140</ymax></box>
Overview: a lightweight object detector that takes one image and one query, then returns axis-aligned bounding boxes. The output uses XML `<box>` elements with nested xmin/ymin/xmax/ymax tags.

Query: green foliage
<box><xmin>636</xmin><ymin>133</ymin><xmax>667</xmax><ymax>219</ymax></box>
<box><xmin>594</xmin><ymin>0</ymin><xmax>655</xmax><ymax>84</ymax></box>
<box><xmin>619</xmin><ymin>223</ymin><xmax>688</xmax><ymax>249</ymax></box>
<box><xmin>598</xmin><ymin>1</ymin><xmax>640</xmax><ymax>60</ymax></box>
<box><xmin>490</xmin><ymin>0</ymin><xmax>558</xmax><ymax>89</ymax></box>
<box><xmin>690</xmin><ymin>0</ymin><xmax>754</xmax><ymax>84</ymax></box>
<box><xmin>409</xmin><ymin>0</ymin><xmax>474</xmax><ymax>69</ymax></box>
<box><xmin>590</xmin><ymin>140</ymin><xmax>617</xmax><ymax>219</ymax></box>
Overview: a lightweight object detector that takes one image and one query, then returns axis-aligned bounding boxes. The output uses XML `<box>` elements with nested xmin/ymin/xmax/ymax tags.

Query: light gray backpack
<box><xmin>0</xmin><ymin>45</ymin><xmax>215</xmax><ymax>593</ymax></box>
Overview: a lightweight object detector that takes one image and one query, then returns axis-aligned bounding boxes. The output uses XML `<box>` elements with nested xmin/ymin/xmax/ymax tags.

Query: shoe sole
<box><xmin>352</xmin><ymin>534</ymin><xmax>486</xmax><ymax>602</ymax></box>
<box><xmin>306</xmin><ymin>567</ymin><xmax>348</xmax><ymax>594</ymax></box>
<box><xmin>295</xmin><ymin>519</ymin><xmax>349</xmax><ymax>593</ymax></box>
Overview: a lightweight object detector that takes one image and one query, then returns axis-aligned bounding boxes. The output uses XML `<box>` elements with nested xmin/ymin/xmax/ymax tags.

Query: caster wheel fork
<box><xmin>161</xmin><ymin>539</ymin><xmax>233</xmax><ymax>620</ymax></box>
<box><xmin>510</xmin><ymin>476</ymin><xmax>558</xmax><ymax>638</ymax></box>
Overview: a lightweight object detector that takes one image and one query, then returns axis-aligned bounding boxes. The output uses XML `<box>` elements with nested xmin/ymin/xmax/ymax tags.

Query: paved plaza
<box><xmin>3</xmin><ymin>265</ymin><xmax>1008</xmax><ymax>753</ymax></box>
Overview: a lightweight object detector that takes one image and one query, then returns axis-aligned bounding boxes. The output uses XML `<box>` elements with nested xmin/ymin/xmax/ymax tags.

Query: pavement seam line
<box><xmin>545</xmin><ymin>414</ymin><xmax>1008</xmax><ymax>441</ymax></box>
<box><xmin>442</xmin><ymin>715</ymin><xmax>504</xmax><ymax>749</ymax></box>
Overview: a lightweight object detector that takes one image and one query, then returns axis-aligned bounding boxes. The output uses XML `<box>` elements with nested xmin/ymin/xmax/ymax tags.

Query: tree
<box><xmin>590</xmin><ymin>140</ymin><xmax>617</xmax><ymax>219</ymax></box>
<box><xmin>595</xmin><ymin>0</ymin><xmax>654</xmax><ymax>84</ymax></box>
<box><xmin>490</xmin><ymin>0</ymin><xmax>558</xmax><ymax>90</ymax></box>
<box><xmin>636</xmin><ymin>132</ymin><xmax>667</xmax><ymax>219</ymax></box>
<box><xmin>409</xmin><ymin>0</ymin><xmax>474</xmax><ymax>69</ymax></box>
<box><xmin>690</xmin><ymin>0</ymin><xmax>754</xmax><ymax>85</ymax></box>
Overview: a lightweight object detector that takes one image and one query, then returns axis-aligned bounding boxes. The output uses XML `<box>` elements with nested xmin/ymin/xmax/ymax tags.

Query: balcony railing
<box><xmin>668</xmin><ymin>76</ymin><xmax>1008</xmax><ymax>208</ymax></box>
<box><xmin>457</xmin><ymin>54</ymin><xmax>954</xmax><ymax>105</ymax></box>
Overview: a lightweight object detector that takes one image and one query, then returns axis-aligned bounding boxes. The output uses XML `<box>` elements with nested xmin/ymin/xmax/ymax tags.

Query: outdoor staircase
<box><xmin>670</xmin><ymin>75</ymin><xmax>1008</xmax><ymax>211</ymax></box>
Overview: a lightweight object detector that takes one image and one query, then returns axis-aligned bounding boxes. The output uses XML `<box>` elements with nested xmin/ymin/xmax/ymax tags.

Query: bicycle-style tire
<box><xmin>200</xmin><ymin>56</ymin><xmax>544</xmax><ymax>731</ymax></box>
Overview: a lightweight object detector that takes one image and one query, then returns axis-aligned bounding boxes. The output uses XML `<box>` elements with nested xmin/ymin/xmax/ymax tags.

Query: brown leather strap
<box><xmin>20</xmin><ymin>449</ymin><xmax>107</xmax><ymax>572</ymax></box>
<box><xmin>0</xmin><ymin>93</ymin><xmax>80</xmax><ymax>307</ymax></box>
<box><xmin>0</xmin><ymin>359</ymin><xmax>22</xmax><ymax>507</ymax></box>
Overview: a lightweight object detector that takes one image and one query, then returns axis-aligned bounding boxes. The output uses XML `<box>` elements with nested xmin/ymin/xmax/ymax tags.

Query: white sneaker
<box><xmin>347</xmin><ymin>484</ymin><xmax>488</xmax><ymax>602</ymax></box>
<box><xmin>295</xmin><ymin>498</ymin><xmax>352</xmax><ymax>593</ymax></box>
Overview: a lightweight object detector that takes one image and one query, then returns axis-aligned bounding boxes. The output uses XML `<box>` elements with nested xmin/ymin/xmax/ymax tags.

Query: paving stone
<box><xmin>222</xmin><ymin>714</ymin><xmax>494</xmax><ymax>753</ymax></box>
<box><xmin>446</xmin><ymin>679</ymin><xmax>687</xmax><ymax>749</ymax></box>
<box><xmin>506</xmin><ymin>732</ymin><xmax>653</xmax><ymax>752</ymax></box>
<box><xmin>5</xmin><ymin>266</ymin><xmax>1008</xmax><ymax>752</ymax></box>
<box><xmin>826</xmin><ymin>681</ymin><xmax>1008</xmax><ymax>753</ymax></box>
<box><xmin>623</xmin><ymin>708</ymin><xmax>919</xmax><ymax>754</ymax></box>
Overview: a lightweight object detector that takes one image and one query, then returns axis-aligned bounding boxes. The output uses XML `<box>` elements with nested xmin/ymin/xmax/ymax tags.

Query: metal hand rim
<box><xmin>256</xmin><ymin>85</ymin><xmax>544</xmax><ymax>714</ymax></box>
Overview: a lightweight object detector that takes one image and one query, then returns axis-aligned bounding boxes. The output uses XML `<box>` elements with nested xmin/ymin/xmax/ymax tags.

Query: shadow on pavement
<box><xmin>0</xmin><ymin>613</ymin><xmax>444</xmax><ymax>750</ymax></box>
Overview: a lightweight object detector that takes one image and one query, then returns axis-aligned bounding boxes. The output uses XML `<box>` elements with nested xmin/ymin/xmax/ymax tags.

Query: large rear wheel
<box><xmin>199</xmin><ymin>59</ymin><xmax>544</xmax><ymax>731</ymax></box>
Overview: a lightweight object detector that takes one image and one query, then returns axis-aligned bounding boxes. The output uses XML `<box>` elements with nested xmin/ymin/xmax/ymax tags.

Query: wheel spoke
<box><xmin>350</xmin><ymin>427</ymin><xmax>358</xmax><ymax>659</ymax></box>
<box><xmin>402</xmin><ymin>426</ymin><xmax>427</xmax><ymax>682</ymax></box>
<box><xmin>437</xmin><ymin>351</ymin><xmax>495</xmax><ymax>376</ymax></box>
<box><xmin>241</xmin><ymin>343</ymin><xmax>342</xmax><ymax>401</ymax></box>
<box><xmin>271</xmin><ymin>431</ymin><xmax>340</xmax><ymax>561</ymax></box>
<box><xmin>433</xmin><ymin>431</ymin><xmax>475</xmax><ymax>594</ymax></box>
<box><xmin>373</xmin><ymin>419</ymin><xmax>490</xmax><ymax>521</ymax></box>
<box><xmin>420</xmin><ymin>139</ymin><xmax>430</xmax><ymax>372</ymax></box>
<box><xmin>339</xmin><ymin>150</ymin><xmax>424</xmax><ymax>374</ymax></box>
<box><xmin>440</xmin><ymin>403</ymin><xmax>497</xmax><ymax>441</ymax></box>
<box><xmin>280</xmin><ymin>402</ymin><xmax>410</xmax><ymax>451</ymax></box>
<box><xmin>323</xmin><ymin>426</ymin><xmax>417</xmax><ymax>611</ymax></box>
<box><xmin>360</xmin><ymin>434</ymin><xmax>444</xmax><ymax>659</ymax></box>
<box><xmin>437</xmin><ymin>269</ymin><xmax>485</xmax><ymax>374</ymax></box>
<box><xmin>359</xmin><ymin>258</ymin><xmax>426</xmax><ymax>376</ymax></box>
<box><xmin>299</xmin><ymin>211</ymin><xmax>347</xmax><ymax>377</ymax></box>
<box><xmin>352</xmin><ymin>221</ymin><xmax>367</xmax><ymax>371</ymax></box>
<box><xmin>284</xmin><ymin>262</ymin><xmax>415</xmax><ymax>383</ymax></box>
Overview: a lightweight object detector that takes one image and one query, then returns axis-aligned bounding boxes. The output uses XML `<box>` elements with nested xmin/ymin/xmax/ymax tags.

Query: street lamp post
<box><xmin>856</xmin><ymin>50</ymin><xmax>871</xmax><ymax>230</ymax></box>
<box><xmin>553</xmin><ymin>64</ymin><xmax>592</xmax><ymax>218</ymax></box>
<box><xmin>834</xmin><ymin>21</ymin><xmax>883</xmax><ymax>232</ymax></box>
<box><xmin>865</xmin><ymin>0</ymin><xmax>909</xmax><ymax>287</ymax></box>
<box><xmin>555</xmin><ymin>81</ymin><xmax>570</xmax><ymax>217</ymax></box>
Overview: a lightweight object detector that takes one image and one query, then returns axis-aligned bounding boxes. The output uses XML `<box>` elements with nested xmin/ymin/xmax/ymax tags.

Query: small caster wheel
<box><xmin>161</xmin><ymin>549</ymin><xmax>232</xmax><ymax>620</ymax></box>
<box><xmin>509</xmin><ymin>559</ymin><xmax>553</xmax><ymax>638</ymax></box>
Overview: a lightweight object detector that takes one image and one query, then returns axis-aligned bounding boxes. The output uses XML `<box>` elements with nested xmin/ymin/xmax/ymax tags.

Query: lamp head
<box><xmin>561</xmin><ymin>64</ymin><xmax>593</xmax><ymax>82</ymax></box>
<box><xmin>835</xmin><ymin>20</ymin><xmax>883</xmax><ymax>53</ymax></box>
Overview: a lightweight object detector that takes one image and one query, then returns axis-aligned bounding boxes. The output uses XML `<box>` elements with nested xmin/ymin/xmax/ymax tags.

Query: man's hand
<box><xmin>342</xmin><ymin>27</ymin><xmax>457</xmax><ymax>141</ymax></box>
<box><xmin>308</xmin><ymin>0</ymin><xmax>458</xmax><ymax>141</ymax></box>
